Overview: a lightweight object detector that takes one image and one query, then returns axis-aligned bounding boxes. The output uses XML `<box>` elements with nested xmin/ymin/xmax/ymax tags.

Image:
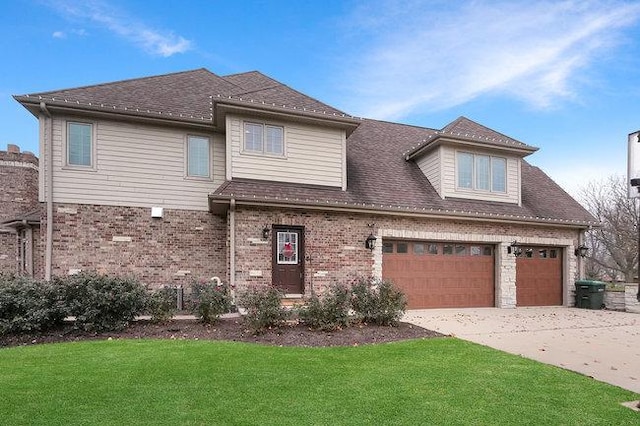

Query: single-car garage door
<box><xmin>382</xmin><ymin>241</ymin><xmax>495</xmax><ymax>309</ymax></box>
<box><xmin>516</xmin><ymin>246</ymin><xmax>563</xmax><ymax>306</ymax></box>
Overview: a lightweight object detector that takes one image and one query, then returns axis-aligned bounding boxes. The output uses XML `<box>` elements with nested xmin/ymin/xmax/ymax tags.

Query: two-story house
<box><xmin>11</xmin><ymin>68</ymin><xmax>596</xmax><ymax>309</ymax></box>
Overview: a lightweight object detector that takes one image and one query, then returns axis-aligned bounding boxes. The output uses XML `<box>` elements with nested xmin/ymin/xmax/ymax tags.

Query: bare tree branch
<box><xmin>578</xmin><ymin>175</ymin><xmax>639</xmax><ymax>281</ymax></box>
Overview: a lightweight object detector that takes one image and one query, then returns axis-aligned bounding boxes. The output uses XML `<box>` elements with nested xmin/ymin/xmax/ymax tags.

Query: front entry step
<box><xmin>281</xmin><ymin>294</ymin><xmax>304</xmax><ymax>309</ymax></box>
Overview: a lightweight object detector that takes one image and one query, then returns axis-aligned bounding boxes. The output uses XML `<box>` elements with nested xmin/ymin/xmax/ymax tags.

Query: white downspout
<box><xmin>39</xmin><ymin>102</ymin><xmax>53</xmax><ymax>281</ymax></box>
<box><xmin>229</xmin><ymin>198</ymin><xmax>236</xmax><ymax>304</ymax></box>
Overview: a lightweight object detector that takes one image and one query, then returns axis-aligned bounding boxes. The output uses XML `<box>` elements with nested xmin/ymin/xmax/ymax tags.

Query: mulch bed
<box><xmin>0</xmin><ymin>318</ymin><xmax>444</xmax><ymax>348</ymax></box>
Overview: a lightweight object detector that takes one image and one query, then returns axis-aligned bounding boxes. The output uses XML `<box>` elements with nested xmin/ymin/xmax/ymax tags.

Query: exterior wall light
<box><xmin>574</xmin><ymin>244</ymin><xmax>589</xmax><ymax>258</ymax></box>
<box><xmin>262</xmin><ymin>226</ymin><xmax>271</xmax><ymax>240</ymax></box>
<box><xmin>365</xmin><ymin>233</ymin><xmax>377</xmax><ymax>251</ymax></box>
<box><xmin>508</xmin><ymin>240</ymin><xmax>522</xmax><ymax>257</ymax></box>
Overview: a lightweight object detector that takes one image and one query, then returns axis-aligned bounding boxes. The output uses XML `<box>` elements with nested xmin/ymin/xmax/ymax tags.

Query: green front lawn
<box><xmin>1</xmin><ymin>338</ymin><xmax>637</xmax><ymax>425</ymax></box>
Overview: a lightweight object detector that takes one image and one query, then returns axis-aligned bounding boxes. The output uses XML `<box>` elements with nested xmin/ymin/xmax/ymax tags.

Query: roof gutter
<box><xmin>209</xmin><ymin>196</ymin><xmax>597</xmax><ymax>230</ymax></box>
<box><xmin>405</xmin><ymin>136</ymin><xmax>538</xmax><ymax>161</ymax></box>
<box><xmin>212</xmin><ymin>101</ymin><xmax>361</xmax><ymax>136</ymax></box>
<box><xmin>16</xmin><ymin>98</ymin><xmax>215</xmax><ymax>131</ymax></box>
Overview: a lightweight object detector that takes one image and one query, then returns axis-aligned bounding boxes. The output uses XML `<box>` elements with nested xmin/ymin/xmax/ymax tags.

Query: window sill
<box><xmin>61</xmin><ymin>165</ymin><xmax>97</xmax><ymax>172</ymax></box>
<box><xmin>240</xmin><ymin>150</ymin><xmax>287</xmax><ymax>160</ymax></box>
<box><xmin>455</xmin><ymin>187</ymin><xmax>509</xmax><ymax>197</ymax></box>
<box><xmin>184</xmin><ymin>175</ymin><xmax>213</xmax><ymax>182</ymax></box>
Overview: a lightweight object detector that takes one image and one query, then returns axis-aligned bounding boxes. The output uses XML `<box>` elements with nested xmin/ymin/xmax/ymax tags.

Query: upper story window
<box><xmin>67</xmin><ymin>122</ymin><xmax>93</xmax><ymax>167</ymax></box>
<box><xmin>457</xmin><ymin>152</ymin><xmax>506</xmax><ymax>193</ymax></box>
<box><xmin>187</xmin><ymin>135</ymin><xmax>210</xmax><ymax>178</ymax></box>
<box><xmin>244</xmin><ymin>122</ymin><xmax>284</xmax><ymax>156</ymax></box>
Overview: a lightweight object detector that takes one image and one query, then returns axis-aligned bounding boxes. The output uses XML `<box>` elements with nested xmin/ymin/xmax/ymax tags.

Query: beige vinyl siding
<box><xmin>227</xmin><ymin>115</ymin><xmax>345</xmax><ymax>188</ymax></box>
<box><xmin>441</xmin><ymin>146</ymin><xmax>520</xmax><ymax>204</ymax></box>
<box><xmin>415</xmin><ymin>148</ymin><xmax>442</xmax><ymax>197</ymax></box>
<box><xmin>49</xmin><ymin>117</ymin><xmax>224</xmax><ymax>210</ymax></box>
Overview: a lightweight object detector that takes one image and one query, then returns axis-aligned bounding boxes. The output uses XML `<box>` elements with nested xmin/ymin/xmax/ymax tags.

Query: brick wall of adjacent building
<box><xmin>47</xmin><ymin>203</ymin><xmax>227</xmax><ymax>287</ymax></box>
<box><xmin>0</xmin><ymin>144</ymin><xmax>39</xmax><ymax>274</ymax></box>
<box><xmin>0</xmin><ymin>232</ymin><xmax>16</xmax><ymax>272</ymax></box>
<box><xmin>232</xmin><ymin>206</ymin><xmax>582</xmax><ymax>306</ymax></box>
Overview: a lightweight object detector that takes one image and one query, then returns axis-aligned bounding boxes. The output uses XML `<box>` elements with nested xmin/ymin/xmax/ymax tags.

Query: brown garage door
<box><xmin>382</xmin><ymin>241</ymin><xmax>495</xmax><ymax>309</ymax></box>
<box><xmin>516</xmin><ymin>246</ymin><xmax>563</xmax><ymax>306</ymax></box>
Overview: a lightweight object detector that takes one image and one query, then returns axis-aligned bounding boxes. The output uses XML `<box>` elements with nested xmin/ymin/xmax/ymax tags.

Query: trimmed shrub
<box><xmin>239</xmin><ymin>286</ymin><xmax>288</xmax><ymax>334</ymax></box>
<box><xmin>190</xmin><ymin>281</ymin><xmax>232</xmax><ymax>324</ymax></box>
<box><xmin>147</xmin><ymin>287</ymin><xmax>177</xmax><ymax>323</ymax></box>
<box><xmin>351</xmin><ymin>278</ymin><xmax>407</xmax><ymax>326</ymax></box>
<box><xmin>0</xmin><ymin>274</ymin><xmax>66</xmax><ymax>335</ymax></box>
<box><xmin>56</xmin><ymin>272</ymin><xmax>148</xmax><ymax>332</ymax></box>
<box><xmin>298</xmin><ymin>284</ymin><xmax>351</xmax><ymax>331</ymax></box>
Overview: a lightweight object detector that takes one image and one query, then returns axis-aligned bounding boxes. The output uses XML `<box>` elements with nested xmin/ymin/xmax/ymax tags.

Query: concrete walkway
<box><xmin>403</xmin><ymin>307</ymin><xmax>640</xmax><ymax>394</ymax></box>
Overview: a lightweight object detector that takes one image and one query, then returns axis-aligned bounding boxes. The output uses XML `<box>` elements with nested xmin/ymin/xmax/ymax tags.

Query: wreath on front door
<box><xmin>282</xmin><ymin>242</ymin><xmax>294</xmax><ymax>259</ymax></box>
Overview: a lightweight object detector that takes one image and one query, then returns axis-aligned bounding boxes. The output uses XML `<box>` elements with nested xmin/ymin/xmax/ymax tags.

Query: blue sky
<box><xmin>2</xmin><ymin>0</ymin><xmax>640</xmax><ymax>196</ymax></box>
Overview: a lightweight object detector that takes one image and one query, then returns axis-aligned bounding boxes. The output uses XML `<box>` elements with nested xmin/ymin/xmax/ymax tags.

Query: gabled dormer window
<box><xmin>457</xmin><ymin>152</ymin><xmax>506</xmax><ymax>193</ymax></box>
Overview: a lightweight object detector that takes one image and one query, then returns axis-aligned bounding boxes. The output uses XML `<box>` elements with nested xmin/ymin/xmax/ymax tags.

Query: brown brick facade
<box><xmin>231</xmin><ymin>206</ymin><xmax>581</xmax><ymax>300</ymax></box>
<box><xmin>48</xmin><ymin>203</ymin><xmax>227</xmax><ymax>287</ymax></box>
<box><xmin>233</xmin><ymin>207</ymin><xmax>375</xmax><ymax>296</ymax></box>
<box><xmin>37</xmin><ymin>199</ymin><xmax>582</xmax><ymax>306</ymax></box>
<box><xmin>0</xmin><ymin>144</ymin><xmax>40</xmax><ymax>275</ymax></box>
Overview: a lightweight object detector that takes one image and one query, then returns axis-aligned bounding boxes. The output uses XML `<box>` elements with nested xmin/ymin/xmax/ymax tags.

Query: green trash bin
<box><xmin>574</xmin><ymin>280</ymin><xmax>606</xmax><ymax>309</ymax></box>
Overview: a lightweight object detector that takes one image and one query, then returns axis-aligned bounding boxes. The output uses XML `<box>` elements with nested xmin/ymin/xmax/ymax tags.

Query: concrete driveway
<box><xmin>404</xmin><ymin>307</ymin><xmax>640</xmax><ymax>394</ymax></box>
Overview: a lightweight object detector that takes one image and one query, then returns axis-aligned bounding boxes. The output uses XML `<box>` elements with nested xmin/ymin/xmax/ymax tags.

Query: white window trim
<box><xmin>277</xmin><ymin>231</ymin><xmax>298</xmax><ymax>265</ymax></box>
<box><xmin>62</xmin><ymin>120</ymin><xmax>97</xmax><ymax>171</ymax></box>
<box><xmin>185</xmin><ymin>134</ymin><xmax>213</xmax><ymax>180</ymax></box>
<box><xmin>242</xmin><ymin>121</ymin><xmax>286</xmax><ymax>158</ymax></box>
<box><xmin>455</xmin><ymin>150</ymin><xmax>507</xmax><ymax>194</ymax></box>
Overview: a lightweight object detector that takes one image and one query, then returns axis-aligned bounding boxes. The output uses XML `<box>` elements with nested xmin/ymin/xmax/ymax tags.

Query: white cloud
<box><xmin>342</xmin><ymin>1</ymin><xmax>640</xmax><ymax>120</ymax></box>
<box><xmin>45</xmin><ymin>0</ymin><xmax>192</xmax><ymax>57</ymax></box>
<box><xmin>52</xmin><ymin>29</ymin><xmax>87</xmax><ymax>39</ymax></box>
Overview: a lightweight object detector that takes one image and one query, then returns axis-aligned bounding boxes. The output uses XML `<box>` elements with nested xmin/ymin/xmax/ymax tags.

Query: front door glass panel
<box><xmin>277</xmin><ymin>231</ymin><xmax>298</xmax><ymax>264</ymax></box>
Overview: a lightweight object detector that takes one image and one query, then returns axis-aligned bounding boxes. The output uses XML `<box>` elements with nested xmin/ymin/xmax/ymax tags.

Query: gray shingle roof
<box><xmin>1</xmin><ymin>208</ymin><xmax>40</xmax><ymax>228</ymax></box>
<box><xmin>14</xmin><ymin>68</ymin><xmax>351</xmax><ymax>124</ymax></box>
<box><xmin>405</xmin><ymin>116</ymin><xmax>537</xmax><ymax>158</ymax></box>
<box><xmin>15</xmin><ymin>69</ymin><xmax>230</xmax><ymax>122</ymax></box>
<box><xmin>14</xmin><ymin>68</ymin><xmax>594</xmax><ymax>226</ymax></box>
<box><xmin>225</xmin><ymin>72</ymin><xmax>346</xmax><ymax>115</ymax></box>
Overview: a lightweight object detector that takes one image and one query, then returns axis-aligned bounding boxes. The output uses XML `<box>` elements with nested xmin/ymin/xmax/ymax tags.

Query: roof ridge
<box><xmin>223</xmin><ymin>70</ymin><xmax>263</xmax><ymax>79</ymax></box>
<box><xmin>230</xmin><ymin>84</ymin><xmax>281</xmax><ymax>97</ymax></box>
<box><xmin>235</xmin><ymin>70</ymin><xmax>351</xmax><ymax>117</ymax></box>
<box><xmin>443</xmin><ymin>116</ymin><xmax>529</xmax><ymax>146</ymax></box>
<box><xmin>364</xmin><ymin>118</ymin><xmax>439</xmax><ymax>132</ymax></box>
<box><xmin>16</xmin><ymin>68</ymin><xmax>215</xmax><ymax>97</ymax></box>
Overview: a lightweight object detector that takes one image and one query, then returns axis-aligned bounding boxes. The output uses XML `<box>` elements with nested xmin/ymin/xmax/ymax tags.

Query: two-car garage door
<box><xmin>382</xmin><ymin>241</ymin><xmax>495</xmax><ymax>309</ymax></box>
<box><xmin>382</xmin><ymin>240</ymin><xmax>563</xmax><ymax>309</ymax></box>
